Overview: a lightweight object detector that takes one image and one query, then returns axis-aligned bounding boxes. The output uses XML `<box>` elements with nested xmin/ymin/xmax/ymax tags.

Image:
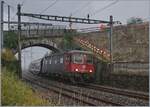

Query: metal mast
<box><xmin>0</xmin><ymin>1</ymin><xmax>4</xmax><ymax>69</ymax></box>
<box><xmin>17</xmin><ymin>4</ymin><xmax>22</xmax><ymax>78</ymax></box>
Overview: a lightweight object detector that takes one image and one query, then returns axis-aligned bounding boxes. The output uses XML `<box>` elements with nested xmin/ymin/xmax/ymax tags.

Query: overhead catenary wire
<box><xmin>21</xmin><ymin>0</ymin><xmax>26</xmax><ymax>6</ymax></box>
<box><xmin>3</xmin><ymin>1</ymin><xmax>16</xmax><ymax>11</ymax></box>
<box><xmin>3</xmin><ymin>1</ymin><xmax>18</xmax><ymax>21</ymax></box>
<box><xmin>91</xmin><ymin>0</ymin><xmax>119</xmax><ymax>16</ymax></box>
<box><xmin>72</xmin><ymin>1</ymin><xmax>91</xmax><ymax>16</ymax></box>
<box><xmin>4</xmin><ymin>0</ymin><xmax>32</xmax><ymax>21</ymax></box>
<box><xmin>39</xmin><ymin>0</ymin><xmax>58</xmax><ymax>14</ymax></box>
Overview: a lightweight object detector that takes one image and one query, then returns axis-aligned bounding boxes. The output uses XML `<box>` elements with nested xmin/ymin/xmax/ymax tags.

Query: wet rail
<box><xmin>23</xmin><ymin>73</ymin><xmax>123</xmax><ymax>106</ymax></box>
<box><xmin>82</xmin><ymin>83</ymin><xmax>149</xmax><ymax>101</ymax></box>
<box><xmin>24</xmin><ymin>75</ymin><xmax>96</xmax><ymax>106</ymax></box>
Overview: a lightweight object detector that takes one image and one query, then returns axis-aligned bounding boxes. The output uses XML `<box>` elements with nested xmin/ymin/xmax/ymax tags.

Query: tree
<box><xmin>127</xmin><ymin>17</ymin><xmax>143</xmax><ymax>25</ymax></box>
<box><xmin>63</xmin><ymin>30</ymin><xmax>74</xmax><ymax>50</ymax></box>
<box><xmin>1</xmin><ymin>48</ymin><xmax>18</xmax><ymax>71</ymax></box>
<box><xmin>4</xmin><ymin>31</ymin><xmax>18</xmax><ymax>49</ymax></box>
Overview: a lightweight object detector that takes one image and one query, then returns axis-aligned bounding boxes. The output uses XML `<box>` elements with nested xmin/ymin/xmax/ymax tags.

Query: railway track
<box><xmin>23</xmin><ymin>73</ymin><xmax>123</xmax><ymax>106</ymax></box>
<box><xmin>24</xmin><ymin>75</ymin><xmax>96</xmax><ymax>106</ymax></box>
<box><xmin>81</xmin><ymin>83</ymin><xmax>149</xmax><ymax>101</ymax></box>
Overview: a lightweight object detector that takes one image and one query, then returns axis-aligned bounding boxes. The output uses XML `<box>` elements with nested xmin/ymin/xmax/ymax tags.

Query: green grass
<box><xmin>1</xmin><ymin>68</ymin><xmax>52</xmax><ymax>106</ymax></box>
<box><xmin>1</xmin><ymin>49</ymin><xmax>55</xmax><ymax>106</ymax></box>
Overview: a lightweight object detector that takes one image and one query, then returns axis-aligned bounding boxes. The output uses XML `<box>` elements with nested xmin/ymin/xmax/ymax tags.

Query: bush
<box><xmin>1</xmin><ymin>48</ymin><xmax>18</xmax><ymax>72</ymax></box>
<box><xmin>4</xmin><ymin>31</ymin><xmax>18</xmax><ymax>49</ymax></box>
<box><xmin>63</xmin><ymin>32</ymin><xmax>74</xmax><ymax>50</ymax></box>
<box><xmin>127</xmin><ymin>17</ymin><xmax>143</xmax><ymax>25</ymax></box>
<box><xmin>1</xmin><ymin>68</ymin><xmax>51</xmax><ymax>106</ymax></box>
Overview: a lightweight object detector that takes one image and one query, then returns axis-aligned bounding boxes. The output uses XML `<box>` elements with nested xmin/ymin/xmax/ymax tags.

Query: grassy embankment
<box><xmin>1</xmin><ymin>48</ymin><xmax>53</xmax><ymax>106</ymax></box>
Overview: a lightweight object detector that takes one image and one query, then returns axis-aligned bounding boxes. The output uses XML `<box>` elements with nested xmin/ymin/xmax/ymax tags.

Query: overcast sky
<box><xmin>3</xmin><ymin>0</ymin><xmax>149</xmax><ymax>70</ymax></box>
<box><xmin>3</xmin><ymin>0</ymin><xmax>150</xmax><ymax>29</ymax></box>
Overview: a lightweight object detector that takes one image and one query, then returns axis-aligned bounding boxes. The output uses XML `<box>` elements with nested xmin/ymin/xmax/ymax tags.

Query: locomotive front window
<box><xmin>86</xmin><ymin>54</ymin><xmax>93</xmax><ymax>64</ymax></box>
<box><xmin>72</xmin><ymin>53</ymin><xmax>84</xmax><ymax>64</ymax></box>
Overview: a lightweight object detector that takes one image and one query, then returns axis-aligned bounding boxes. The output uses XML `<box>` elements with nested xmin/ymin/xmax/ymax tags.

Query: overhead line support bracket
<box><xmin>20</xmin><ymin>13</ymin><xmax>112</xmax><ymax>24</ymax></box>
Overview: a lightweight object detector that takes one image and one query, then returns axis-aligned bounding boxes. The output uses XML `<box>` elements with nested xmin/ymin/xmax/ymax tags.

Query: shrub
<box><xmin>4</xmin><ymin>31</ymin><xmax>17</xmax><ymax>49</ymax></box>
<box><xmin>63</xmin><ymin>32</ymin><xmax>74</xmax><ymax>49</ymax></box>
<box><xmin>127</xmin><ymin>17</ymin><xmax>143</xmax><ymax>25</ymax></box>
<box><xmin>1</xmin><ymin>48</ymin><xmax>18</xmax><ymax>72</ymax></box>
<box><xmin>1</xmin><ymin>68</ymin><xmax>51</xmax><ymax>106</ymax></box>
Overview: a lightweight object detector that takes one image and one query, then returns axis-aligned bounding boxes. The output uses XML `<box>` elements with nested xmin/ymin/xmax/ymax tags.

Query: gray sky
<box><xmin>5</xmin><ymin>0</ymin><xmax>149</xmax><ymax>70</ymax></box>
<box><xmin>3</xmin><ymin>0</ymin><xmax>149</xmax><ymax>29</ymax></box>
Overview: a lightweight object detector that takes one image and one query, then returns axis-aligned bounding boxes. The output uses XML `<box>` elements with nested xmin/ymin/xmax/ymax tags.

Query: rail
<box><xmin>82</xmin><ymin>83</ymin><xmax>149</xmax><ymax>101</ymax></box>
<box><xmin>23</xmin><ymin>72</ymin><xmax>123</xmax><ymax>106</ymax></box>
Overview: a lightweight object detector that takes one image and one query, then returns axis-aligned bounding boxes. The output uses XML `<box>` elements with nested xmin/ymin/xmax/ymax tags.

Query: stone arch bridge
<box><xmin>9</xmin><ymin>22</ymin><xmax>110</xmax><ymax>62</ymax></box>
<box><xmin>10</xmin><ymin>23</ymin><xmax>76</xmax><ymax>53</ymax></box>
<box><xmin>21</xmin><ymin>38</ymin><xmax>61</xmax><ymax>53</ymax></box>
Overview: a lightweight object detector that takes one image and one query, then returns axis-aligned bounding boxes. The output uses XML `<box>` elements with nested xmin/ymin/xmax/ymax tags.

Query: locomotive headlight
<box><xmin>75</xmin><ymin>68</ymin><xmax>79</xmax><ymax>72</ymax></box>
<box><xmin>89</xmin><ymin>69</ymin><xmax>92</xmax><ymax>72</ymax></box>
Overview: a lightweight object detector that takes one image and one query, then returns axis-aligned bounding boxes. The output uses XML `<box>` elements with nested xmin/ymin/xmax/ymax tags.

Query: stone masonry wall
<box><xmin>77</xmin><ymin>22</ymin><xmax>149</xmax><ymax>62</ymax></box>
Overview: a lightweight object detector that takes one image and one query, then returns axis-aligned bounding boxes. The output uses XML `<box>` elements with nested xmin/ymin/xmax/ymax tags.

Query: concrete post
<box><xmin>1</xmin><ymin>1</ymin><xmax>4</xmax><ymax>48</ymax></box>
<box><xmin>110</xmin><ymin>15</ymin><xmax>113</xmax><ymax>63</ymax></box>
<box><xmin>109</xmin><ymin>15</ymin><xmax>113</xmax><ymax>73</ymax></box>
<box><xmin>17</xmin><ymin>4</ymin><xmax>22</xmax><ymax>78</ymax></box>
<box><xmin>8</xmin><ymin>5</ymin><xmax>10</xmax><ymax>31</ymax></box>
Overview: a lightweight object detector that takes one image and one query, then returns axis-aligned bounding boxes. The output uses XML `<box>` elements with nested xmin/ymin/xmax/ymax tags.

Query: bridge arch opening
<box><xmin>15</xmin><ymin>45</ymin><xmax>59</xmax><ymax>71</ymax></box>
<box><xmin>21</xmin><ymin>43</ymin><xmax>60</xmax><ymax>53</ymax></box>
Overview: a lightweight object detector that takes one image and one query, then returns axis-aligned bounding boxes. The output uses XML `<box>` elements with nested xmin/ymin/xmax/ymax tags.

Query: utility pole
<box><xmin>109</xmin><ymin>15</ymin><xmax>113</xmax><ymax>72</ymax></box>
<box><xmin>1</xmin><ymin>1</ymin><xmax>4</xmax><ymax>48</ymax></box>
<box><xmin>17</xmin><ymin>4</ymin><xmax>22</xmax><ymax>78</ymax></box>
<box><xmin>8</xmin><ymin>5</ymin><xmax>10</xmax><ymax>31</ymax></box>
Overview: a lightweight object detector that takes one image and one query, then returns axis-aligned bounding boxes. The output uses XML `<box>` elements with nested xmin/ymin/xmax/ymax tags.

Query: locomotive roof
<box><xmin>43</xmin><ymin>50</ymin><xmax>93</xmax><ymax>58</ymax></box>
<box><xmin>68</xmin><ymin>50</ymin><xmax>93</xmax><ymax>54</ymax></box>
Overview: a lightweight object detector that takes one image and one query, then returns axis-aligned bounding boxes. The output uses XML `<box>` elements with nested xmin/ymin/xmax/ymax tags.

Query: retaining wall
<box><xmin>95</xmin><ymin>62</ymin><xmax>149</xmax><ymax>92</ymax></box>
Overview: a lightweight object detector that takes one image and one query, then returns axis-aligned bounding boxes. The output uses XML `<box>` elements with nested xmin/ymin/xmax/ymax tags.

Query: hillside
<box><xmin>77</xmin><ymin>22</ymin><xmax>149</xmax><ymax>62</ymax></box>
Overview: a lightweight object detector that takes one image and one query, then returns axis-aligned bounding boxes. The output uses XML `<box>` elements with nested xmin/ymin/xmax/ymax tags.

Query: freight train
<box><xmin>29</xmin><ymin>50</ymin><xmax>95</xmax><ymax>82</ymax></box>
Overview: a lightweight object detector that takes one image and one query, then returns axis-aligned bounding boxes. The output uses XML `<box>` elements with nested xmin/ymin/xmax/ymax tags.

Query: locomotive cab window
<box><xmin>85</xmin><ymin>54</ymin><xmax>93</xmax><ymax>64</ymax></box>
<box><xmin>72</xmin><ymin>53</ymin><xmax>84</xmax><ymax>64</ymax></box>
<box><xmin>72</xmin><ymin>53</ymin><xmax>93</xmax><ymax>64</ymax></box>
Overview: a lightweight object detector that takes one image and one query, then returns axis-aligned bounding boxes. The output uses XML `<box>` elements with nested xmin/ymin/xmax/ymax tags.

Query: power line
<box><xmin>72</xmin><ymin>4</ymin><xmax>88</xmax><ymax>28</ymax></box>
<box><xmin>3</xmin><ymin>1</ymin><xmax>15</xmax><ymax>10</ymax></box>
<box><xmin>91</xmin><ymin>0</ymin><xmax>119</xmax><ymax>16</ymax></box>
<box><xmin>21</xmin><ymin>0</ymin><xmax>26</xmax><ymax>6</ymax></box>
<box><xmin>72</xmin><ymin>1</ymin><xmax>91</xmax><ymax>16</ymax></box>
<box><xmin>11</xmin><ymin>14</ymin><xmax>17</xmax><ymax>20</ymax></box>
<box><xmin>40</xmin><ymin>0</ymin><xmax>58</xmax><ymax>14</ymax></box>
<box><xmin>3</xmin><ymin>1</ymin><xmax>18</xmax><ymax>21</ymax></box>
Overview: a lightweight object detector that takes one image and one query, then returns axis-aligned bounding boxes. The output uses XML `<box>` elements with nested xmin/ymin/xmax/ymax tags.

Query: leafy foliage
<box><xmin>1</xmin><ymin>68</ymin><xmax>50</xmax><ymax>106</ymax></box>
<box><xmin>1</xmin><ymin>49</ymin><xmax>53</xmax><ymax>106</ymax></box>
<box><xmin>127</xmin><ymin>17</ymin><xmax>143</xmax><ymax>25</ymax></box>
<box><xmin>1</xmin><ymin>48</ymin><xmax>18</xmax><ymax>71</ymax></box>
<box><xmin>63</xmin><ymin>31</ymin><xmax>73</xmax><ymax>49</ymax></box>
<box><xmin>4</xmin><ymin>31</ymin><xmax>18</xmax><ymax>49</ymax></box>
<box><xmin>1</xmin><ymin>48</ymin><xmax>16</xmax><ymax>62</ymax></box>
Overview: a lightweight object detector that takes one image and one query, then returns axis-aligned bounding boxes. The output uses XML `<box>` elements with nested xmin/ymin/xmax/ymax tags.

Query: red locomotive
<box><xmin>29</xmin><ymin>50</ymin><xmax>95</xmax><ymax>82</ymax></box>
